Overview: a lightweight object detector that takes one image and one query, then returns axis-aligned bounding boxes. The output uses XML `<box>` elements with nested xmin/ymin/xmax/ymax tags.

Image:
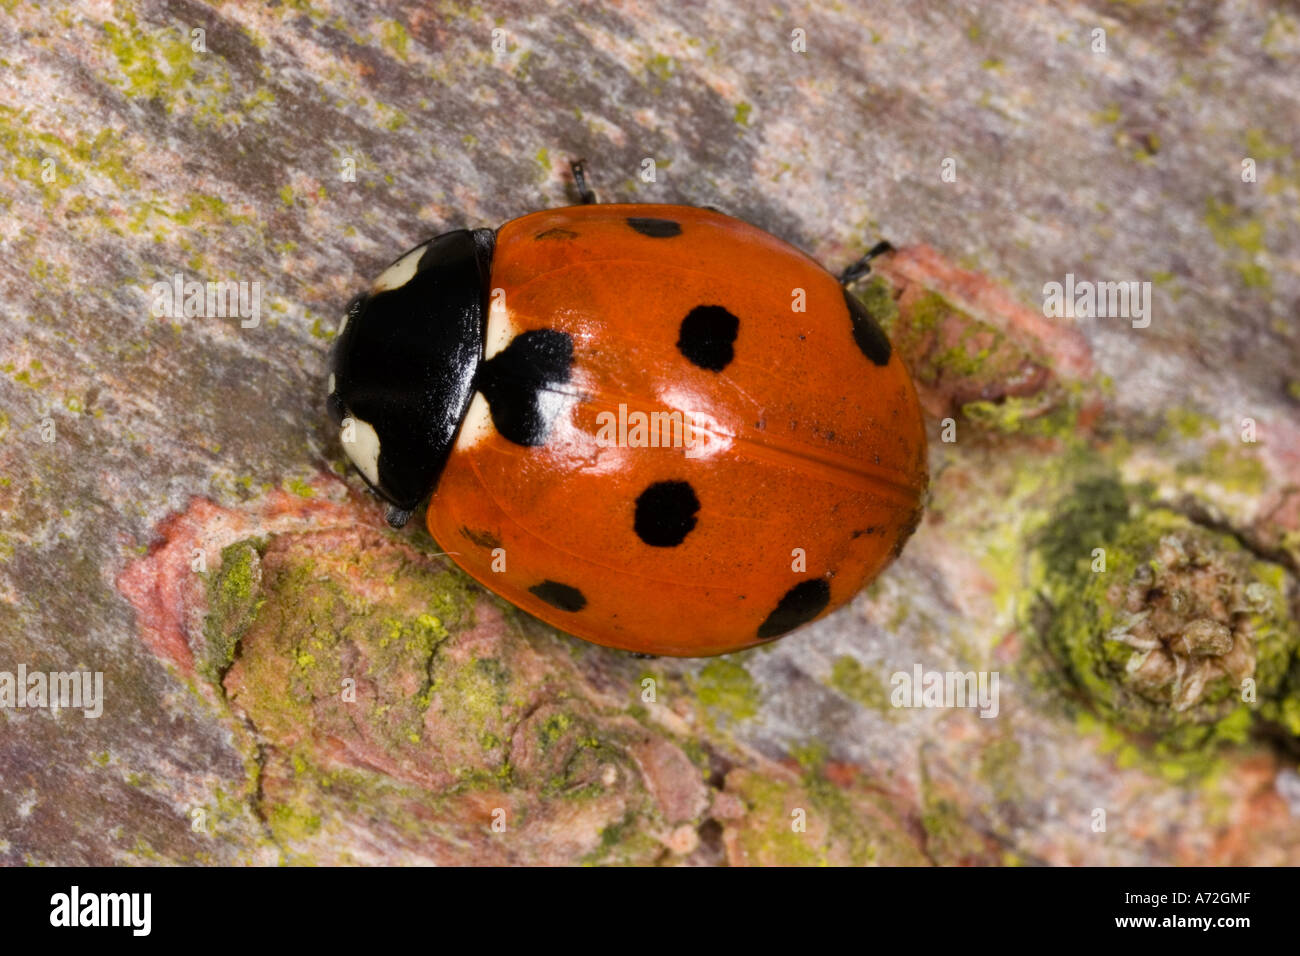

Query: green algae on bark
<box><xmin>849</xmin><ymin>270</ymin><xmax>1082</xmax><ymax>435</ymax></box>
<box><xmin>198</xmin><ymin>525</ymin><xmax>712</xmax><ymax>864</ymax></box>
<box><xmin>201</xmin><ymin>540</ymin><xmax>265</xmax><ymax>682</ymax></box>
<box><xmin>828</xmin><ymin>655</ymin><xmax>898</xmax><ymax>720</ymax></box>
<box><xmin>722</xmin><ymin>753</ymin><xmax>931</xmax><ymax>866</ymax></box>
<box><xmin>1029</xmin><ymin>477</ymin><xmax>1300</xmax><ymax>759</ymax></box>
<box><xmin>690</xmin><ymin>658</ymin><xmax>760</xmax><ymax>727</ymax></box>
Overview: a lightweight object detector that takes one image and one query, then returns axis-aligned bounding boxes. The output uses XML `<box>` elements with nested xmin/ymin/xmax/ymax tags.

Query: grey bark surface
<box><xmin>0</xmin><ymin>1</ymin><xmax>1297</xmax><ymax>865</ymax></box>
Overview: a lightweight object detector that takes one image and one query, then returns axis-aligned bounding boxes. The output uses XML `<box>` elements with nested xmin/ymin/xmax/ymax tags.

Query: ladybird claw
<box><xmin>385</xmin><ymin>506</ymin><xmax>414</xmax><ymax>528</ymax></box>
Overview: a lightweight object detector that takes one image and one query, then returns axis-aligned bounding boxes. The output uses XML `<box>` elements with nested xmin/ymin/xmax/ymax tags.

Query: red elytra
<box><xmin>411</xmin><ymin>203</ymin><xmax>928</xmax><ymax>656</ymax></box>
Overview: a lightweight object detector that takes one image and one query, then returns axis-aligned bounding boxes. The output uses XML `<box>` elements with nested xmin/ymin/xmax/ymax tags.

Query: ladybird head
<box><xmin>328</xmin><ymin>228</ymin><xmax>493</xmax><ymax>523</ymax></box>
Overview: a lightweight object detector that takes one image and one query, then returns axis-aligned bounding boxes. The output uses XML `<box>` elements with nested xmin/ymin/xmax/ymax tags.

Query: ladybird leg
<box><xmin>838</xmin><ymin>239</ymin><xmax>895</xmax><ymax>285</ymax></box>
<box><xmin>385</xmin><ymin>505</ymin><xmax>414</xmax><ymax>528</ymax></box>
<box><xmin>570</xmin><ymin>159</ymin><xmax>597</xmax><ymax>205</ymax></box>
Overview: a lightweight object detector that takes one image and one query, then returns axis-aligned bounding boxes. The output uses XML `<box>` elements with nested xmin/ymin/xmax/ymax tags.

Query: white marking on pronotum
<box><xmin>483</xmin><ymin>288</ymin><xmax>516</xmax><ymax>360</ymax></box>
<box><xmin>327</xmin><ymin>372</ymin><xmax>336</xmax><ymax>394</ymax></box>
<box><xmin>372</xmin><ymin>243</ymin><xmax>427</xmax><ymax>293</ymax></box>
<box><xmin>337</xmin><ymin>311</ymin><xmax>350</xmax><ymax>336</ymax></box>
<box><xmin>344</xmin><ymin>417</ymin><xmax>382</xmax><ymax>486</ymax></box>
<box><xmin>455</xmin><ymin>392</ymin><xmax>494</xmax><ymax>450</ymax></box>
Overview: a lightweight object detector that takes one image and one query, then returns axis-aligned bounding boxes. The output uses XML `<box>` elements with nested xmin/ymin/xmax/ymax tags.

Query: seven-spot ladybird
<box><xmin>328</xmin><ymin>171</ymin><xmax>927</xmax><ymax>657</ymax></box>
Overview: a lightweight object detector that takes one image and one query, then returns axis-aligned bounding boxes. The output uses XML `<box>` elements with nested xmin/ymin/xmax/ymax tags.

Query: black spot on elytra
<box><xmin>626</xmin><ymin>217</ymin><xmax>681</xmax><ymax>238</ymax></box>
<box><xmin>476</xmin><ymin>329</ymin><xmax>574</xmax><ymax>446</ymax></box>
<box><xmin>460</xmin><ymin>526</ymin><xmax>501</xmax><ymax>549</ymax></box>
<box><xmin>535</xmin><ymin>227</ymin><xmax>578</xmax><ymax>240</ymax></box>
<box><xmin>634</xmin><ymin>481</ymin><xmax>699</xmax><ymax>547</ymax></box>
<box><xmin>677</xmin><ymin>305</ymin><xmax>739</xmax><ymax>371</ymax></box>
<box><xmin>843</xmin><ymin>287</ymin><xmax>892</xmax><ymax>366</ymax></box>
<box><xmin>757</xmin><ymin>579</ymin><xmax>831</xmax><ymax>640</ymax></box>
<box><xmin>529</xmin><ymin>580</ymin><xmax>587</xmax><ymax>612</ymax></box>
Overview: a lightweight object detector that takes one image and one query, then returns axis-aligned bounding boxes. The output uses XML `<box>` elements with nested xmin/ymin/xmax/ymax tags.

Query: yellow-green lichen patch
<box><xmin>530</xmin><ymin>712</ymin><xmax>623</xmax><ymax>801</ymax></box>
<box><xmin>1203</xmin><ymin>198</ymin><xmax>1271</xmax><ymax>289</ymax></box>
<box><xmin>723</xmin><ymin>754</ymin><xmax>929</xmax><ymax>866</ymax></box>
<box><xmin>828</xmin><ymin>655</ymin><xmax>897</xmax><ymax>719</ymax></box>
<box><xmin>584</xmin><ymin>809</ymin><xmax>664</xmax><ymax>865</ymax></box>
<box><xmin>209</xmin><ymin>534</ymin><xmax>471</xmax><ymax>761</ymax></box>
<box><xmin>102</xmin><ymin>11</ymin><xmax>198</xmax><ymax>106</ymax></box>
<box><xmin>1026</xmin><ymin>477</ymin><xmax>1300</xmax><ymax>769</ymax></box>
<box><xmin>1159</xmin><ymin>406</ymin><xmax>1215</xmax><ymax>441</ymax></box>
<box><xmin>200</xmin><ymin>541</ymin><xmax>265</xmax><ymax>683</ymax></box>
<box><xmin>201</xmin><ymin>526</ymin><xmax>678</xmax><ymax>863</ymax></box>
<box><xmin>379</xmin><ymin>20</ymin><xmax>411</xmax><ymax>59</ymax></box>
<box><xmin>875</xmin><ymin>281</ymin><xmax>1080</xmax><ymax>433</ymax></box>
<box><xmin>918</xmin><ymin>789</ymin><xmax>992</xmax><ymax>864</ymax></box>
<box><xmin>268</xmin><ymin>800</ymin><xmax>322</xmax><ymax>842</ymax></box>
<box><xmin>1174</xmin><ymin>441</ymin><xmax>1267</xmax><ymax>496</ymax></box>
<box><xmin>0</xmin><ymin>105</ymin><xmax>141</xmax><ymax>211</ymax></box>
<box><xmin>960</xmin><ymin>388</ymin><xmax>1082</xmax><ymax>441</ymax></box>
<box><xmin>646</xmin><ymin>54</ymin><xmax>675</xmax><ymax>85</ymax></box>
<box><xmin>281</xmin><ymin>477</ymin><xmax>315</xmax><ymax>499</ymax></box>
<box><xmin>977</xmin><ymin>735</ymin><xmax>1024</xmax><ymax>804</ymax></box>
<box><xmin>690</xmin><ymin>657</ymin><xmax>759</xmax><ymax>727</ymax></box>
<box><xmin>727</xmin><ymin>770</ymin><xmax>825</xmax><ymax>865</ymax></box>
<box><xmin>100</xmin><ymin>7</ymin><xmax>276</xmax><ymax>134</ymax></box>
<box><xmin>794</xmin><ymin>744</ymin><xmax>928</xmax><ymax>865</ymax></box>
<box><xmin>913</xmin><ymin>746</ymin><xmax>1004</xmax><ymax>864</ymax></box>
<box><xmin>425</xmin><ymin>655</ymin><xmax>513</xmax><ymax>765</ymax></box>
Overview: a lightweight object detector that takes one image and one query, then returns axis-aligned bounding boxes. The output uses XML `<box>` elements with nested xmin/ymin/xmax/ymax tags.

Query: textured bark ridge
<box><xmin>1</xmin><ymin>1</ymin><xmax>1298</xmax><ymax>865</ymax></box>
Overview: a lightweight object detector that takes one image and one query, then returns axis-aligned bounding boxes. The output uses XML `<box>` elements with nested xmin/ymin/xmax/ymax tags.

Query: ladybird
<box><xmin>328</xmin><ymin>166</ymin><xmax>927</xmax><ymax>657</ymax></box>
